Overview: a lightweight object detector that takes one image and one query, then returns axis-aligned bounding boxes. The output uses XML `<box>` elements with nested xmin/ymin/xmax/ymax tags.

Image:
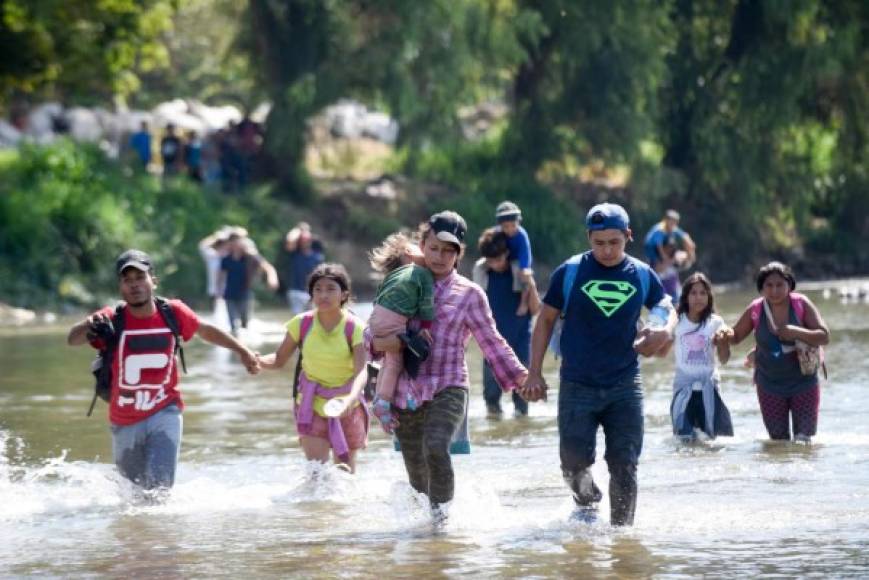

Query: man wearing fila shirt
<box><xmin>524</xmin><ymin>203</ymin><xmax>676</xmax><ymax>526</ymax></box>
<box><xmin>67</xmin><ymin>249</ymin><xmax>260</xmax><ymax>493</ymax></box>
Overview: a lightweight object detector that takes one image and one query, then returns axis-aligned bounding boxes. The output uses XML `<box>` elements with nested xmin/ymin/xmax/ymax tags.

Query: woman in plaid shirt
<box><xmin>372</xmin><ymin>211</ymin><xmax>534</xmax><ymax>522</ymax></box>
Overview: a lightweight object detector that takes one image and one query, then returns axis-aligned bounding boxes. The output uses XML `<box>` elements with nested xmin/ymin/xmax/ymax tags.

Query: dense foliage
<box><xmin>1</xmin><ymin>0</ymin><xmax>866</xmax><ymax>309</ymax></box>
<box><xmin>0</xmin><ymin>141</ymin><xmax>302</xmax><ymax>308</ymax></box>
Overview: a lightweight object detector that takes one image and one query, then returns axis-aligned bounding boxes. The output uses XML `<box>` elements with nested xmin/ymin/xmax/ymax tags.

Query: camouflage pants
<box><xmin>394</xmin><ymin>387</ymin><xmax>467</xmax><ymax>506</ymax></box>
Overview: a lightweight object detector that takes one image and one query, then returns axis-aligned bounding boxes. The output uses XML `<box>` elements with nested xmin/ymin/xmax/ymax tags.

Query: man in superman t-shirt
<box><xmin>524</xmin><ymin>203</ymin><xmax>676</xmax><ymax>526</ymax></box>
<box><xmin>68</xmin><ymin>250</ymin><xmax>260</xmax><ymax>493</ymax></box>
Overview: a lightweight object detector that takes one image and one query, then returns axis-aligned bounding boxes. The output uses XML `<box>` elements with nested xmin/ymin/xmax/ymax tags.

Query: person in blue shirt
<box><xmin>523</xmin><ymin>203</ymin><xmax>676</xmax><ymax>526</ymax></box>
<box><xmin>282</xmin><ymin>222</ymin><xmax>326</xmax><ymax>315</ymax></box>
<box><xmin>129</xmin><ymin>121</ymin><xmax>151</xmax><ymax>169</ymax></box>
<box><xmin>643</xmin><ymin>209</ymin><xmax>696</xmax><ymax>302</ymax></box>
<box><xmin>219</xmin><ymin>232</ymin><xmax>279</xmax><ymax>334</ymax></box>
<box><xmin>495</xmin><ymin>201</ymin><xmax>535</xmax><ymax>316</ymax></box>
<box><xmin>472</xmin><ymin>228</ymin><xmax>541</xmax><ymax>418</ymax></box>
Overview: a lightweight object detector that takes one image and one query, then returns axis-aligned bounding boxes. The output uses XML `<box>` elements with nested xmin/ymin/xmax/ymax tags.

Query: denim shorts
<box><xmin>558</xmin><ymin>375</ymin><xmax>644</xmax><ymax>466</ymax></box>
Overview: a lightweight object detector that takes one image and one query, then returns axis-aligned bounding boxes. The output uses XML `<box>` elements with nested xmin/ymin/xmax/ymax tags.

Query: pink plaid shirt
<box><xmin>394</xmin><ymin>270</ymin><xmax>527</xmax><ymax>408</ymax></box>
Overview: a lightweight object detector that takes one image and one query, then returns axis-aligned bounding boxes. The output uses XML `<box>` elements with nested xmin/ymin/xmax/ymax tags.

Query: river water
<box><xmin>1</xmin><ymin>288</ymin><xmax>868</xmax><ymax>578</ymax></box>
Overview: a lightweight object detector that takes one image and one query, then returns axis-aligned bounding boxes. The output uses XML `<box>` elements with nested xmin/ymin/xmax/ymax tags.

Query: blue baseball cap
<box><xmin>585</xmin><ymin>203</ymin><xmax>630</xmax><ymax>231</ymax></box>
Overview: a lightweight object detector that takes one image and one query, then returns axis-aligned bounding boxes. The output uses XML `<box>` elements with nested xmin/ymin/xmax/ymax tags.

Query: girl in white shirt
<box><xmin>661</xmin><ymin>272</ymin><xmax>734</xmax><ymax>440</ymax></box>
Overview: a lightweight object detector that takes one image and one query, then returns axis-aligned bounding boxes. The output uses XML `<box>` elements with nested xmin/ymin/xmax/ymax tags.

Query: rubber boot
<box><xmin>608</xmin><ymin>462</ymin><xmax>638</xmax><ymax>526</ymax></box>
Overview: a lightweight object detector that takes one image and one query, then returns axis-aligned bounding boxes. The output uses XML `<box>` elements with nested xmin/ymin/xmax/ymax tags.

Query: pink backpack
<box><xmin>749</xmin><ymin>292</ymin><xmax>826</xmax><ymax>378</ymax></box>
<box><xmin>749</xmin><ymin>292</ymin><xmax>809</xmax><ymax>330</ymax></box>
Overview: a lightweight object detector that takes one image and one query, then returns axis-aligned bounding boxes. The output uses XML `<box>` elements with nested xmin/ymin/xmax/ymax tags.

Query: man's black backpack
<box><xmin>87</xmin><ymin>297</ymin><xmax>187</xmax><ymax>416</ymax></box>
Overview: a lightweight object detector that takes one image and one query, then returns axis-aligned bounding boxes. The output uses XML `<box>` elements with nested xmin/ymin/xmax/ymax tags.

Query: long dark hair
<box><xmin>677</xmin><ymin>272</ymin><xmax>715</xmax><ymax>330</ymax></box>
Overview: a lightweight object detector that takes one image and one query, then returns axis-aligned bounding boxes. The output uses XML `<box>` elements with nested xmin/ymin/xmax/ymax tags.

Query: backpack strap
<box><xmin>154</xmin><ymin>296</ymin><xmax>186</xmax><ymax>374</ymax></box>
<box><xmin>750</xmin><ymin>294</ymin><xmax>806</xmax><ymax>331</ymax></box>
<box><xmin>749</xmin><ymin>297</ymin><xmax>764</xmax><ymax>330</ymax></box>
<box><xmin>560</xmin><ymin>254</ymin><xmax>583</xmax><ymax>318</ymax></box>
<box><xmin>630</xmin><ymin>257</ymin><xmax>651</xmax><ymax>305</ymax></box>
<box><xmin>343</xmin><ymin>318</ymin><xmax>356</xmax><ymax>350</ymax></box>
<box><xmin>111</xmin><ymin>303</ymin><xmax>126</xmax><ymax>343</ymax></box>
<box><xmin>790</xmin><ymin>292</ymin><xmax>807</xmax><ymax>324</ymax></box>
<box><xmin>293</xmin><ymin>312</ymin><xmax>317</xmax><ymax>400</ymax></box>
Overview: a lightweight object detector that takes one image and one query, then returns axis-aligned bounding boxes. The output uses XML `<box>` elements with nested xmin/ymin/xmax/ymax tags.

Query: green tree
<box><xmin>659</xmin><ymin>0</ymin><xmax>869</xmax><ymax>269</ymax></box>
<box><xmin>0</xmin><ymin>0</ymin><xmax>176</xmax><ymax>107</ymax></box>
<box><xmin>503</xmin><ymin>0</ymin><xmax>674</xmax><ymax>172</ymax></box>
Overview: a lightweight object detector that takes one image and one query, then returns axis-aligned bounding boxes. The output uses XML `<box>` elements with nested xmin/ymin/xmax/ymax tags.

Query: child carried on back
<box><xmin>494</xmin><ymin>201</ymin><xmax>535</xmax><ymax>316</ymax></box>
<box><xmin>367</xmin><ymin>231</ymin><xmax>435</xmax><ymax>433</ymax></box>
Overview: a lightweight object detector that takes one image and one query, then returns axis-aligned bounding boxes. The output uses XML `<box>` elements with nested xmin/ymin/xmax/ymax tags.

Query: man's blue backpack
<box><xmin>548</xmin><ymin>254</ymin><xmax>651</xmax><ymax>357</ymax></box>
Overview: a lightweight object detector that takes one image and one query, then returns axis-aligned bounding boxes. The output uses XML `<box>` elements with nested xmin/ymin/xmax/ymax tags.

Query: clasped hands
<box><xmin>517</xmin><ymin>372</ymin><xmax>547</xmax><ymax>402</ymax></box>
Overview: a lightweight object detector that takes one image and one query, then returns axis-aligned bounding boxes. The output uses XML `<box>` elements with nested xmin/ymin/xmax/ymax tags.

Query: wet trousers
<box><xmin>394</xmin><ymin>387</ymin><xmax>467</xmax><ymax>506</ymax></box>
<box><xmin>111</xmin><ymin>403</ymin><xmax>182</xmax><ymax>490</ymax></box>
<box><xmin>558</xmin><ymin>377</ymin><xmax>643</xmax><ymax>526</ymax></box>
<box><xmin>756</xmin><ymin>384</ymin><xmax>820</xmax><ymax>440</ymax></box>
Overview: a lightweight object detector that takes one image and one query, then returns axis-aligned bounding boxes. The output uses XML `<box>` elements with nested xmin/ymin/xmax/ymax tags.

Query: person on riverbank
<box><xmin>198</xmin><ymin>227</ymin><xmax>232</xmax><ymax>311</ymax></box>
<box><xmin>472</xmin><ymin>227</ymin><xmax>541</xmax><ymax>418</ymax></box>
<box><xmin>728</xmin><ymin>262</ymin><xmax>830</xmax><ymax>443</ymax></box>
<box><xmin>160</xmin><ymin>123</ymin><xmax>182</xmax><ymax>177</ymax></box>
<box><xmin>367</xmin><ymin>231</ymin><xmax>434</xmax><ymax>433</ymax></box>
<box><xmin>643</xmin><ymin>209</ymin><xmax>696</xmax><ymax>302</ymax></box>
<box><xmin>371</xmin><ymin>211</ymin><xmax>531</xmax><ymax>522</ymax></box>
<box><xmin>494</xmin><ymin>201</ymin><xmax>535</xmax><ymax>316</ymax></box>
<box><xmin>281</xmin><ymin>223</ymin><xmax>325</xmax><ymax>315</ymax></box>
<box><xmin>524</xmin><ymin>202</ymin><xmax>676</xmax><ymax>526</ymax></box>
<box><xmin>66</xmin><ymin>250</ymin><xmax>260</xmax><ymax>494</ymax></box>
<box><xmin>129</xmin><ymin>121</ymin><xmax>151</xmax><ymax>170</ymax></box>
<box><xmin>257</xmin><ymin>263</ymin><xmax>368</xmax><ymax>472</ymax></box>
<box><xmin>219</xmin><ymin>231</ymin><xmax>279</xmax><ymax>334</ymax></box>
<box><xmin>658</xmin><ymin>273</ymin><xmax>734</xmax><ymax>441</ymax></box>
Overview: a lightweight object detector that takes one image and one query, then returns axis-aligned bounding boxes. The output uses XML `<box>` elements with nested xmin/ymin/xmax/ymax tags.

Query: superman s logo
<box><xmin>581</xmin><ymin>280</ymin><xmax>636</xmax><ymax>317</ymax></box>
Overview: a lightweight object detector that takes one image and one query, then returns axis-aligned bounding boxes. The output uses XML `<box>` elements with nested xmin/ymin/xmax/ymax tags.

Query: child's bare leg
<box><xmin>515</xmin><ymin>269</ymin><xmax>533</xmax><ymax>316</ymax></box>
<box><xmin>375</xmin><ymin>350</ymin><xmax>403</xmax><ymax>401</ymax></box>
<box><xmin>300</xmin><ymin>435</ymin><xmax>331</xmax><ymax>463</ymax></box>
<box><xmin>516</xmin><ymin>287</ymin><xmax>531</xmax><ymax>316</ymax></box>
<box><xmin>334</xmin><ymin>449</ymin><xmax>358</xmax><ymax>473</ymax></box>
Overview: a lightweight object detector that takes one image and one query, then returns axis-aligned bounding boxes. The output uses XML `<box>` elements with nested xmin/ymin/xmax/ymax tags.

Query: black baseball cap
<box><xmin>429</xmin><ymin>211</ymin><xmax>467</xmax><ymax>245</ymax></box>
<box><xmin>116</xmin><ymin>249</ymin><xmax>153</xmax><ymax>275</ymax></box>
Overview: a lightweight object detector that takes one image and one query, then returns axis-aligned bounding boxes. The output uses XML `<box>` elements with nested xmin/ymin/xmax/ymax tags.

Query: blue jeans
<box><xmin>483</xmin><ymin>362</ymin><xmax>528</xmax><ymax>415</ymax></box>
<box><xmin>558</xmin><ymin>375</ymin><xmax>643</xmax><ymax>525</ymax></box>
<box><xmin>111</xmin><ymin>404</ymin><xmax>183</xmax><ymax>490</ymax></box>
<box><xmin>225</xmin><ymin>297</ymin><xmax>251</xmax><ymax>332</ymax></box>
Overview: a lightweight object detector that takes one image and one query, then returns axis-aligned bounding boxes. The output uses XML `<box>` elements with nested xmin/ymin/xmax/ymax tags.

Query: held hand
<box><xmin>240</xmin><ymin>349</ymin><xmax>260</xmax><ymax>374</ymax></box>
<box><xmin>419</xmin><ymin>328</ymin><xmax>433</xmax><ymax>345</ymax></box>
<box><xmin>256</xmin><ymin>353</ymin><xmax>276</xmax><ymax>369</ymax></box>
<box><xmin>713</xmin><ymin>326</ymin><xmax>734</xmax><ymax>345</ymax></box>
<box><xmin>518</xmin><ymin>372</ymin><xmax>548</xmax><ymax>402</ymax></box>
<box><xmin>371</xmin><ymin>396</ymin><xmax>399</xmax><ymax>434</ymax></box>
<box><xmin>634</xmin><ymin>327</ymin><xmax>670</xmax><ymax>357</ymax></box>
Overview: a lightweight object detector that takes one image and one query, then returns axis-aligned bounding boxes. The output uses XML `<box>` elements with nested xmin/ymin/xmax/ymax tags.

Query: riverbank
<box><xmin>3</xmin><ymin>140</ymin><xmax>869</xmax><ymax>314</ymax></box>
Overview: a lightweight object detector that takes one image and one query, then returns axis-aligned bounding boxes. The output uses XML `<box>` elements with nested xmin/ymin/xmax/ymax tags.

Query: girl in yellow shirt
<box><xmin>258</xmin><ymin>263</ymin><xmax>368</xmax><ymax>472</ymax></box>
